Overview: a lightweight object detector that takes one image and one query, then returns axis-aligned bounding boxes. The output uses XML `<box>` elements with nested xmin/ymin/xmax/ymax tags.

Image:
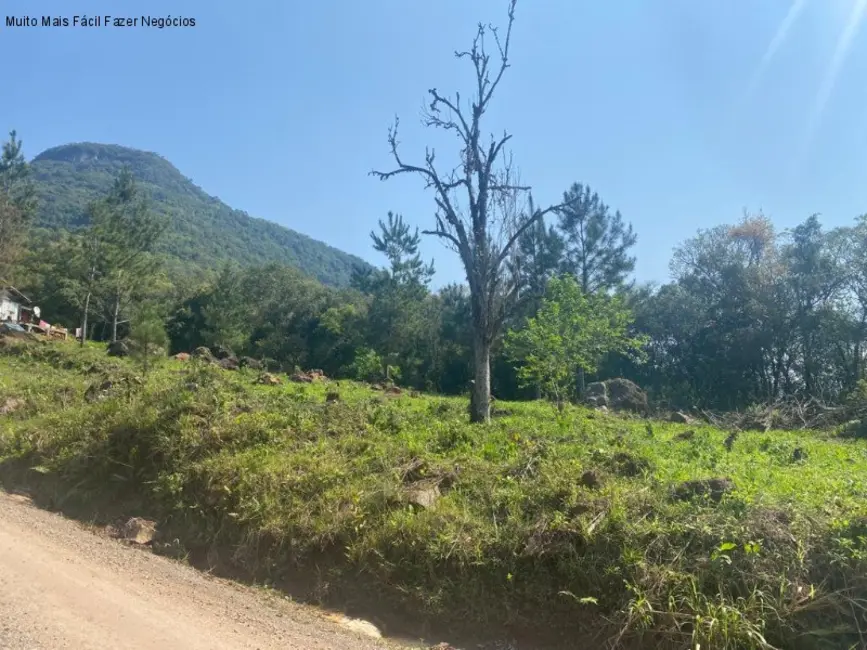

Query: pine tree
<box><xmin>558</xmin><ymin>182</ymin><xmax>636</xmax><ymax>294</ymax></box>
<box><xmin>0</xmin><ymin>131</ymin><xmax>36</xmax><ymax>280</ymax></box>
<box><xmin>557</xmin><ymin>182</ymin><xmax>637</xmax><ymax>395</ymax></box>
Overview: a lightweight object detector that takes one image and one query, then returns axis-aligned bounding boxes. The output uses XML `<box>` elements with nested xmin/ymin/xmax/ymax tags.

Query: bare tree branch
<box><xmin>425</xmin><ymin>89</ymin><xmax>472</xmax><ymax>142</ymax></box>
<box><xmin>422</xmin><ymin>228</ymin><xmax>462</xmax><ymax>251</ymax></box>
<box><xmin>496</xmin><ymin>200</ymin><xmax>571</xmax><ymax>268</ymax></box>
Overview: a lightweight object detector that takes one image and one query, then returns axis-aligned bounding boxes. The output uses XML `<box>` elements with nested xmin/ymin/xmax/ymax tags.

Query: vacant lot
<box><xmin>1</xmin><ymin>340</ymin><xmax>866</xmax><ymax>649</ymax></box>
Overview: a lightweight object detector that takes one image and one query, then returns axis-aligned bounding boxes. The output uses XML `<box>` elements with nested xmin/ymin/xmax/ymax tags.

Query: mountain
<box><xmin>29</xmin><ymin>143</ymin><xmax>371</xmax><ymax>287</ymax></box>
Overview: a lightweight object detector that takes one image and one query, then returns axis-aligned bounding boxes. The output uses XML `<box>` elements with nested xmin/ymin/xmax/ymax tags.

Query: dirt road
<box><xmin>0</xmin><ymin>490</ymin><xmax>411</xmax><ymax>650</ymax></box>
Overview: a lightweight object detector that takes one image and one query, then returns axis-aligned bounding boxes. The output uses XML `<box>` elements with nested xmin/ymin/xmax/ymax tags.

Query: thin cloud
<box><xmin>806</xmin><ymin>0</ymin><xmax>867</xmax><ymax>142</ymax></box>
<box><xmin>788</xmin><ymin>0</ymin><xmax>867</xmax><ymax>182</ymax></box>
<box><xmin>745</xmin><ymin>0</ymin><xmax>809</xmax><ymax>100</ymax></box>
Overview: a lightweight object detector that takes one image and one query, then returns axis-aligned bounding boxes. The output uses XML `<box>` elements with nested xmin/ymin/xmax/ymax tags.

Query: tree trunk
<box><xmin>111</xmin><ymin>296</ymin><xmax>120</xmax><ymax>342</ymax></box>
<box><xmin>79</xmin><ymin>290</ymin><xmax>91</xmax><ymax>347</ymax></box>
<box><xmin>470</xmin><ymin>332</ymin><xmax>492</xmax><ymax>423</ymax></box>
<box><xmin>577</xmin><ymin>367</ymin><xmax>586</xmax><ymax>401</ymax></box>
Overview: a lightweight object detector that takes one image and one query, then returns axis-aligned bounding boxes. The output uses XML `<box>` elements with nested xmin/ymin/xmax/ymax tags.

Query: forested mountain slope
<box><xmin>30</xmin><ymin>143</ymin><xmax>370</xmax><ymax>286</ymax></box>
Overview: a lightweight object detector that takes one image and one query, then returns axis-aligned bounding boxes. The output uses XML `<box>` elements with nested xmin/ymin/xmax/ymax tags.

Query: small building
<box><xmin>0</xmin><ymin>284</ymin><xmax>34</xmax><ymax>324</ymax></box>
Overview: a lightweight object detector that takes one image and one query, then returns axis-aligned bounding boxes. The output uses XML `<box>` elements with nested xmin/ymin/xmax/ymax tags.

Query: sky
<box><xmin>4</xmin><ymin>0</ymin><xmax>867</xmax><ymax>288</ymax></box>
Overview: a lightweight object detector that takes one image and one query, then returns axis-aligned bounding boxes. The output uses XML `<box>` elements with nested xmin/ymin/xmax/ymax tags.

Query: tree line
<box><xmin>4</xmin><ymin>1</ymin><xmax>867</xmax><ymax>420</ymax></box>
<box><xmin>5</xmin><ymin>127</ymin><xmax>867</xmax><ymax>416</ymax></box>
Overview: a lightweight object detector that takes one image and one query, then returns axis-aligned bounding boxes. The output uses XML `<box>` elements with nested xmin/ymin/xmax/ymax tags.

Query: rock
<box><xmin>609</xmin><ymin>452</ymin><xmax>650</xmax><ymax>477</ymax></box>
<box><xmin>580</xmin><ymin>470</ymin><xmax>602</xmax><ymax>490</ymax></box>
<box><xmin>192</xmin><ymin>346</ymin><xmax>214</xmax><ymax>361</ymax></box>
<box><xmin>604</xmin><ymin>378</ymin><xmax>648</xmax><ymax>413</ymax></box>
<box><xmin>0</xmin><ymin>397</ymin><xmax>24</xmax><ymax>415</ymax></box>
<box><xmin>173</xmin><ymin>352</ymin><xmax>191</xmax><ymax>361</ymax></box>
<box><xmin>325</xmin><ymin>614</ymin><xmax>382</xmax><ymax>639</ymax></box>
<box><xmin>211</xmin><ymin>345</ymin><xmax>234</xmax><ymax>360</ymax></box>
<box><xmin>385</xmin><ymin>385</ymin><xmax>402</xmax><ymax>395</ymax></box>
<box><xmin>585</xmin><ymin>382</ymin><xmax>609</xmax><ymax>408</ymax></box>
<box><xmin>406</xmin><ymin>482</ymin><xmax>441</xmax><ymax>509</ymax></box>
<box><xmin>290</xmin><ymin>372</ymin><xmax>313</xmax><ymax>383</ymax></box>
<box><xmin>122</xmin><ymin>517</ymin><xmax>157</xmax><ymax>544</ymax></box>
<box><xmin>106</xmin><ymin>340</ymin><xmax>129</xmax><ymax>358</ymax></box>
<box><xmin>670</xmin><ymin>411</ymin><xmax>692</xmax><ymax>424</ymax></box>
<box><xmin>674</xmin><ymin>429</ymin><xmax>696</xmax><ymax>441</ymax></box>
<box><xmin>239</xmin><ymin>356</ymin><xmax>263</xmax><ymax>370</ymax></box>
<box><xmin>586</xmin><ymin>381</ymin><xmax>607</xmax><ymax>398</ymax></box>
<box><xmin>673</xmin><ymin>477</ymin><xmax>735</xmax><ymax>502</ymax></box>
<box><xmin>218</xmin><ymin>357</ymin><xmax>239</xmax><ymax>371</ymax></box>
<box><xmin>325</xmin><ymin>391</ymin><xmax>341</xmax><ymax>403</ymax></box>
<box><xmin>596</xmin><ymin>405</ymin><xmax>608</xmax><ymax>413</ymax></box>
<box><xmin>257</xmin><ymin>372</ymin><xmax>281</xmax><ymax>386</ymax></box>
<box><xmin>839</xmin><ymin>419</ymin><xmax>867</xmax><ymax>439</ymax></box>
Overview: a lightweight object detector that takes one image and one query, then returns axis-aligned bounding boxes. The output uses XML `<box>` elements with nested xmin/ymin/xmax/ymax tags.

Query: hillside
<box><xmin>2</xmin><ymin>340</ymin><xmax>866</xmax><ymax>649</ymax></box>
<box><xmin>30</xmin><ymin>143</ymin><xmax>371</xmax><ymax>287</ymax></box>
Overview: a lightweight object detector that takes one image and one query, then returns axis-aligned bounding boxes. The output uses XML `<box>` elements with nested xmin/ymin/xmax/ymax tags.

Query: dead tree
<box><xmin>371</xmin><ymin>0</ymin><xmax>570</xmax><ymax>423</ymax></box>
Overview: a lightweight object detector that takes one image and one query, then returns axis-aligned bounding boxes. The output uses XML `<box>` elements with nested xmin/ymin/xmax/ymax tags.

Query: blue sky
<box><xmin>4</xmin><ymin>0</ymin><xmax>867</xmax><ymax>288</ymax></box>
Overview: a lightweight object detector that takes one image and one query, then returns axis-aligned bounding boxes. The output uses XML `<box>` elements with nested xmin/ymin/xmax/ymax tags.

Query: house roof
<box><xmin>0</xmin><ymin>281</ymin><xmax>32</xmax><ymax>304</ymax></box>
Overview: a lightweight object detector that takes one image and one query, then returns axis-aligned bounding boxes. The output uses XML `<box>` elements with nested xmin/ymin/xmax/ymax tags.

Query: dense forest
<box><xmin>4</xmin><ymin>127</ymin><xmax>867</xmax><ymax>414</ymax></box>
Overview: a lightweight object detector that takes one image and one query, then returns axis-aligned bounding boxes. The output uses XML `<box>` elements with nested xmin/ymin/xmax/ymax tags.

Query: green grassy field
<box><xmin>1</xmin><ymin>339</ymin><xmax>866</xmax><ymax>649</ymax></box>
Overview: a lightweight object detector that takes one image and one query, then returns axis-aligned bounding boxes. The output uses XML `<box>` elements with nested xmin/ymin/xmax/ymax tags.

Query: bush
<box><xmin>351</xmin><ymin>348</ymin><xmax>383</xmax><ymax>383</ymax></box>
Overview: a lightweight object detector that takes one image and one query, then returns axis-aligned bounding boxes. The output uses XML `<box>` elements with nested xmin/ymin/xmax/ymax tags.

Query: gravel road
<box><xmin>0</xmin><ymin>490</ymin><xmax>410</xmax><ymax>650</ymax></box>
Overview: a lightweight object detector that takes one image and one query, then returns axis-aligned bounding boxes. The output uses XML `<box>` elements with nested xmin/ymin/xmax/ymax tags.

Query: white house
<box><xmin>0</xmin><ymin>285</ymin><xmax>33</xmax><ymax>323</ymax></box>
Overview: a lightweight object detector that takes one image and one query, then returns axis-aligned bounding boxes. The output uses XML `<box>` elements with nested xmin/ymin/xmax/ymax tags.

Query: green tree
<box><xmin>370</xmin><ymin>211</ymin><xmax>434</xmax><ymax>289</ymax></box>
<box><xmin>200</xmin><ymin>264</ymin><xmax>252</xmax><ymax>352</ymax></box>
<box><xmin>557</xmin><ymin>182</ymin><xmax>636</xmax><ymax>294</ymax></box>
<box><xmin>0</xmin><ymin>130</ymin><xmax>37</xmax><ymax>280</ymax></box>
<box><xmin>556</xmin><ymin>182</ymin><xmax>636</xmax><ymax>395</ymax></box>
<box><xmin>431</xmin><ymin>283</ymin><xmax>473</xmax><ymax>394</ymax></box>
<box><xmin>128</xmin><ymin>303</ymin><xmax>168</xmax><ymax>375</ymax></box>
<box><xmin>505</xmin><ymin>275</ymin><xmax>645</xmax><ymax>408</ymax></box>
<box><xmin>355</xmin><ymin>212</ymin><xmax>435</xmax><ymax>386</ymax></box>
<box><xmin>351</xmin><ymin>348</ymin><xmax>385</xmax><ymax>383</ymax></box>
<box><xmin>372</xmin><ymin>0</ymin><xmax>570</xmax><ymax>422</ymax></box>
<box><xmin>97</xmin><ymin>168</ymin><xmax>167</xmax><ymax>341</ymax></box>
<box><xmin>74</xmin><ymin>168</ymin><xmax>166</xmax><ymax>344</ymax></box>
<box><xmin>512</xmin><ymin>203</ymin><xmax>565</xmax><ymax>321</ymax></box>
<box><xmin>781</xmin><ymin>215</ymin><xmax>849</xmax><ymax>397</ymax></box>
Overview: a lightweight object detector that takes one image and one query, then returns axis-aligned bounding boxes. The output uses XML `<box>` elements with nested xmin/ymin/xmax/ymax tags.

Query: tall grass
<box><xmin>1</xmin><ymin>339</ymin><xmax>866</xmax><ymax>649</ymax></box>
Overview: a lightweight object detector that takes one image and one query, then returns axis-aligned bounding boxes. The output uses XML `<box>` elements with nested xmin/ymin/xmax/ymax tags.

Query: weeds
<box><xmin>1</xmin><ymin>339</ymin><xmax>867</xmax><ymax>648</ymax></box>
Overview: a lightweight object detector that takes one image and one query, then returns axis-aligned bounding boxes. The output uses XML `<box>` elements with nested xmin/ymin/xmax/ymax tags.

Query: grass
<box><xmin>1</xmin><ymin>338</ymin><xmax>867</xmax><ymax>649</ymax></box>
